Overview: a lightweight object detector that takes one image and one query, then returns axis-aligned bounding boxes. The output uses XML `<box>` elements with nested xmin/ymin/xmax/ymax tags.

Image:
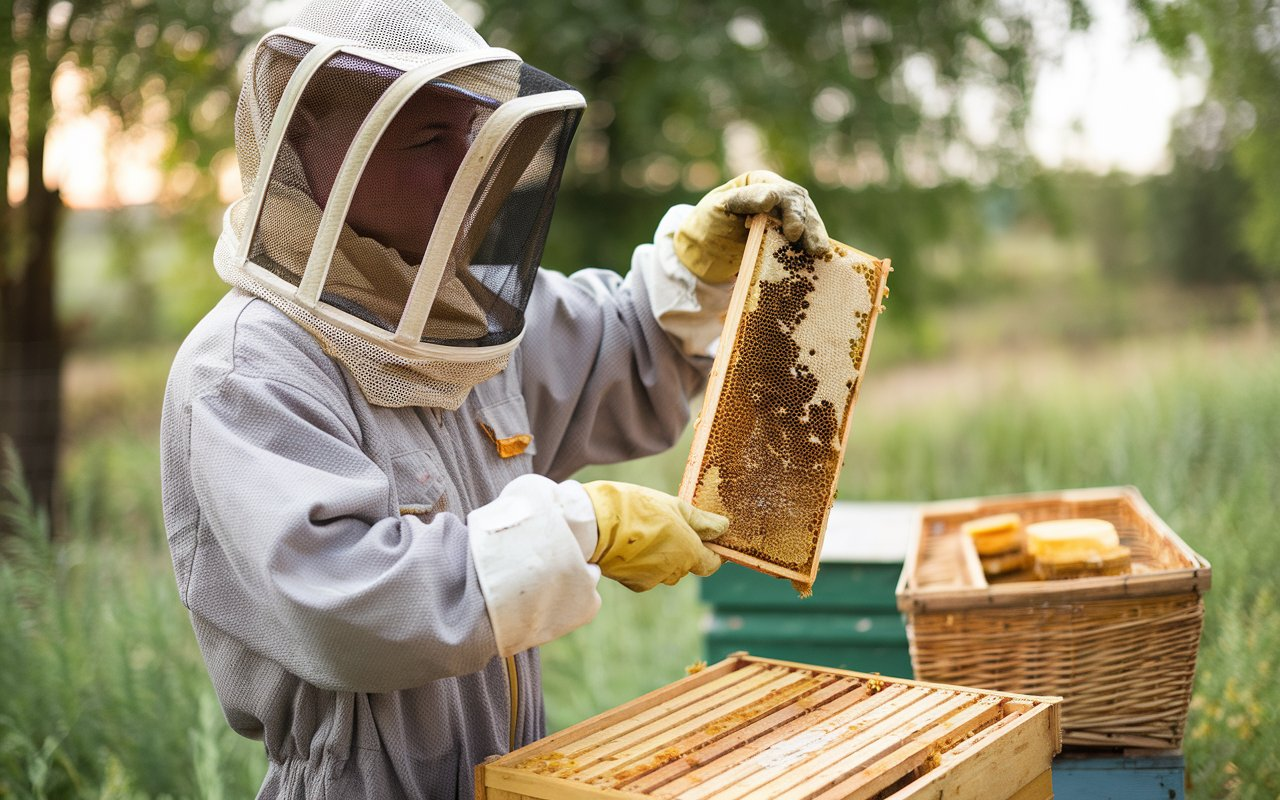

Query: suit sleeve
<box><xmin>521</xmin><ymin>205</ymin><xmax>734</xmax><ymax>481</ymax></box>
<box><xmin>185</xmin><ymin>337</ymin><xmax>599</xmax><ymax>693</ymax></box>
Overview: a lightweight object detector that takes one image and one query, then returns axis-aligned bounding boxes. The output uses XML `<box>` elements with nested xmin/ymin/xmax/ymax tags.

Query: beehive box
<box><xmin>1052</xmin><ymin>749</ymin><xmax>1186</xmax><ymax>799</ymax></box>
<box><xmin>477</xmin><ymin>653</ymin><xmax>1062</xmax><ymax>800</ymax></box>
<box><xmin>896</xmin><ymin>486</ymin><xmax>1211</xmax><ymax>749</ymax></box>
<box><xmin>680</xmin><ymin>216</ymin><xmax>891</xmax><ymax>591</ymax></box>
<box><xmin>702</xmin><ymin>503</ymin><xmax>916</xmax><ymax>677</ymax></box>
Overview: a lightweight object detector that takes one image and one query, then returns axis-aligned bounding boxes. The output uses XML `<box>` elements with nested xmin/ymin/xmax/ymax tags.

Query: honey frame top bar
<box><xmin>679</xmin><ymin>214</ymin><xmax>891</xmax><ymax>588</ymax></box>
<box><xmin>478</xmin><ymin>653</ymin><xmax>1061</xmax><ymax>800</ymax></box>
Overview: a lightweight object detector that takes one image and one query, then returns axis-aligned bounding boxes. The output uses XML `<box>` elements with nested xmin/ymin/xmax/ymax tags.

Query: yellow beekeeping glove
<box><xmin>673</xmin><ymin>170</ymin><xmax>831</xmax><ymax>283</ymax></box>
<box><xmin>582</xmin><ymin>481</ymin><xmax>728</xmax><ymax>592</ymax></box>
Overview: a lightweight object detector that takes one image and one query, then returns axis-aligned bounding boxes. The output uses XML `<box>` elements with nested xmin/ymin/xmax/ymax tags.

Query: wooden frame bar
<box><xmin>477</xmin><ymin>654</ymin><xmax>1061</xmax><ymax>800</ymax></box>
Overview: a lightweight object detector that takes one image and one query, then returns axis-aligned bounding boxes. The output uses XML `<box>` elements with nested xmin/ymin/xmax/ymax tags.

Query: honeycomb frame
<box><xmin>680</xmin><ymin>214</ymin><xmax>890</xmax><ymax>590</ymax></box>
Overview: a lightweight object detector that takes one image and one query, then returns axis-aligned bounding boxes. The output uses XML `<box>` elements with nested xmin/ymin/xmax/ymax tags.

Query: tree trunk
<box><xmin>0</xmin><ymin>0</ymin><xmax>62</xmax><ymax>530</ymax></box>
<box><xmin>0</xmin><ymin>180</ymin><xmax>62</xmax><ymax>527</ymax></box>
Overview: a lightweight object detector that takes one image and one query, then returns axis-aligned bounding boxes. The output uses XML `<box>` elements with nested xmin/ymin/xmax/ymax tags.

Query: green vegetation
<box><xmin>1138</xmin><ymin>0</ymin><xmax>1280</xmax><ymax>275</ymax></box>
<box><xmin>854</xmin><ymin>333</ymin><xmax>1280</xmax><ymax>799</ymax></box>
<box><xmin>0</xmin><ymin>439</ymin><xmax>264</xmax><ymax>799</ymax></box>
<box><xmin>2</xmin><ymin>3</ymin><xmax>1278</xmax><ymax>798</ymax></box>
<box><xmin>479</xmin><ymin>0</ymin><xmax>1080</xmax><ymax>314</ymax></box>
<box><xmin>3</xmin><ymin>320</ymin><xmax>1275</xmax><ymax>798</ymax></box>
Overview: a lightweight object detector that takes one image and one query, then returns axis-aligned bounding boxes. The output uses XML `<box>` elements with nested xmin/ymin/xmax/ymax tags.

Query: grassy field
<box><xmin>1</xmin><ymin>324</ymin><xmax>1276</xmax><ymax>798</ymax></box>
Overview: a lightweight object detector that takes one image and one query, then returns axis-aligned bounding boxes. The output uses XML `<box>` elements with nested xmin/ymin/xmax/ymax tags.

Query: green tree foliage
<box><xmin>0</xmin><ymin>1</ymin><xmax>253</xmax><ymax>524</ymax></box>
<box><xmin>1032</xmin><ymin>166</ymin><xmax>1259</xmax><ymax>285</ymax></box>
<box><xmin>470</xmin><ymin>0</ymin><xmax>1089</xmax><ymax>303</ymax></box>
<box><xmin>1149</xmin><ymin>156</ymin><xmax>1259</xmax><ymax>283</ymax></box>
<box><xmin>1135</xmin><ymin>0</ymin><xmax>1280</xmax><ymax>275</ymax></box>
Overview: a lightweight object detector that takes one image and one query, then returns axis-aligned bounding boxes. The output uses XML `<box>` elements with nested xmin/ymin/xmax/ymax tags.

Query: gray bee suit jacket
<box><xmin>160</xmin><ymin>241</ymin><xmax>714</xmax><ymax>799</ymax></box>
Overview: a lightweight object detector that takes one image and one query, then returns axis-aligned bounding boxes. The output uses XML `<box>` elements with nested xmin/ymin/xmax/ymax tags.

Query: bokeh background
<box><xmin>2</xmin><ymin>0</ymin><xmax>1277</xmax><ymax>797</ymax></box>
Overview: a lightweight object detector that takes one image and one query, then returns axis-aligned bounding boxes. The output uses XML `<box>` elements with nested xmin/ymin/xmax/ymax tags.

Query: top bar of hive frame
<box><xmin>478</xmin><ymin>653</ymin><xmax>1061</xmax><ymax>800</ymax></box>
<box><xmin>679</xmin><ymin>215</ymin><xmax>890</xmax><ymax>591</ymax></box>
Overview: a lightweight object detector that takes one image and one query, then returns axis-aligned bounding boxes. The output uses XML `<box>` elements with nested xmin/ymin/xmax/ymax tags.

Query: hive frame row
<box><xmin>478</xmin><ymin>653</ymin><xmax>1061</xmax><ymax>800</ymax></box>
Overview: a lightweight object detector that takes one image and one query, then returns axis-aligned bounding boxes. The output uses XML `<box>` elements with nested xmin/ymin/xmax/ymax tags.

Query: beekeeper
<box><xmin>160</xmin><ymin>0</ymin><xmax>829</xmax><ymax>797</ymax></box>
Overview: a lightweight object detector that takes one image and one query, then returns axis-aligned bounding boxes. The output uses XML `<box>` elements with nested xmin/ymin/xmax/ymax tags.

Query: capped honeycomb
<box><xmin>680</xmin><ymin>215</ymin><xmax>890</xmax><ymax>591</ymax></box>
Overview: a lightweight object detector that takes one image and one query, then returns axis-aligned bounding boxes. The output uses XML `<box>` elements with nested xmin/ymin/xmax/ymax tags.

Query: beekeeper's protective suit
<box><xmin>160</xmin><ymin>1</ymin><xmax>829</xmax><ymax>798</ymax></box>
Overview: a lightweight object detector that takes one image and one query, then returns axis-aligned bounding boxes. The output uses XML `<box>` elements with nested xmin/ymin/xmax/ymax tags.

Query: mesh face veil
<box><xmin>213</xmin><ymin>0</ymin><xmax>584</xmax><ymax>408</ymax></box>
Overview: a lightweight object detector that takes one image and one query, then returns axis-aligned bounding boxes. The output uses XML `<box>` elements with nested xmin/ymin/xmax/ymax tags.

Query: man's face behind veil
<box><xmin>293</xmin><ymin>81</ymin><xmax>479</xmax><ymax>264</ymax></box>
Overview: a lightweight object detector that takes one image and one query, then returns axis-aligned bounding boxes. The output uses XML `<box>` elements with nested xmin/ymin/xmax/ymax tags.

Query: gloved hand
<box><xmin>674</xmin><ymin>170</ymin><xmax>830</xmax><ymax>283</ymax></box>
<box><xmin>581</xmin><ymin>481</ymin><xmax>728</xmax><ymax>592</ymax></box>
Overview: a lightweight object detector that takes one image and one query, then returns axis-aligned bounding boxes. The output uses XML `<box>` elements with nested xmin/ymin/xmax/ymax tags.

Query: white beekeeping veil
<box><xmin>213</xmin><ymin>0</ymin><xmax>585</xmax><ymax>408</ymax></box>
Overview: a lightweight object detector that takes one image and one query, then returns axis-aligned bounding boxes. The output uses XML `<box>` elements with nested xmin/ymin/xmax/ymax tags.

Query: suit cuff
<box><xmin>632</xmin><ymin>204</ymin><xmax>735</xmax><ymax>359</ymax></box>
<box><xmin>467</xmin><ymin>474</ymin><xmax>602</xmax><ymax>656</ymax></box>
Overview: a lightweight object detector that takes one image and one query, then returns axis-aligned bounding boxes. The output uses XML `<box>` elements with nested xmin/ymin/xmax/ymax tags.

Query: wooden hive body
<box><xmin>680</xmin><ymin>216</ymin><xmax>891</xmax><ymax>589</ymax></box>
<box><xmin>477</xmin><ymin>654</ymin><xmax>1062</xmax><ymax>800</ymax></box>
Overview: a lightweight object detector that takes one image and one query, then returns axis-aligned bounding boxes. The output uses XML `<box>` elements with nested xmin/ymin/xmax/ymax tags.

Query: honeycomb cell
<box><xmin>684</xmin><ymin>218</ymin><xmax>889</xmax><ymax>587</ymax></box>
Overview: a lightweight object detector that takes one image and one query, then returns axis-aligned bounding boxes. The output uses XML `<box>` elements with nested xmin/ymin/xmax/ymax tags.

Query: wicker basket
<box><xmin>895</xmin><ymin>486</ymin><xmax>1211</xmax><ymax>750</ymax></box>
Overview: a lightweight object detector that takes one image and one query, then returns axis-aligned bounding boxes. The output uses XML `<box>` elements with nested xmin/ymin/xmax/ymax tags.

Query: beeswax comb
<box><xmin>679</xmin><ymin>214</ymin><xmax>890</xmax><ymax>592</ymax></box>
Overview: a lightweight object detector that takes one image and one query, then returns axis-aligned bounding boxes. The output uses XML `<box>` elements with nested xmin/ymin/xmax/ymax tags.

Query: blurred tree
<box><xmin>1148</xmin><ymin>154</ymin><xmax>1258</xmax><ymax>283</ymax></box>
<box><xmin>472</xmin><ymin>0</ymin><xmax>1089</xmax><ymax>296</ymax></box>
<box><xmin>1</xmin><ymin>1</ymin><xmax>252</xmax><ymax>529</ymax></box>
<box><xmin>1136</xmin><ymin>0</ymin><xmax>1280</xmax><ymax>275</ymax></box>
<box><xmin>1034</xmin><ymin>172</ymin><xmax>1154</xmax><ymax>279</ymax></box>
<box><xmin>1023</xmin><ymin>167</ymin><xmax>1258</xmax><ymax>285</ymax></box>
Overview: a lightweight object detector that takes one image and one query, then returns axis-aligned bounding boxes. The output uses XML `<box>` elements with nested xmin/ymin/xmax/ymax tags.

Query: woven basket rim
<box><xmin>895</xmin><ymin>485</ymin><xmax>1212</xmax><ymax>612</ymax></box>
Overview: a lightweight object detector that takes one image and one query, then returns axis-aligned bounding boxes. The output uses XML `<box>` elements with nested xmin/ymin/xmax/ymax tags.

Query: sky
<box><xmin>1025</xmin><ymin>0</ymin><xmax>1207</xmax><ymax>174</ymax></box>
<box><xmin>24</xmin><ymin>0</ymin><xmax>1207</xmax><ymax>209</ymax></box>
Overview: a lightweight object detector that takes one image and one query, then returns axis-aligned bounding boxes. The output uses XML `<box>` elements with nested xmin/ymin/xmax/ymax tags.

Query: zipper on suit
<box><xmin>505</xmin><ymin>654</ymin><xmax>520</xmax><ymax>751</ymax></box>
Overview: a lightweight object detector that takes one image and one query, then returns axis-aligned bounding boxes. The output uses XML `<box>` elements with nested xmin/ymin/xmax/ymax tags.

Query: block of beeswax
<box><xmin>680</xmin><ymin>215</ymin><xmax>890</xmax><ymax>591</ymax></box>
<box><xmin>1026</xmin><ymin>518</ymin><xmax>1120</xmax><ymax>564</ymax></box>
<box><xmin>960</xmin><ymin>513</ymin><xmax>1025</xmax><ymax>556</ymax></box>
<box><xmin>1034</xmin><ymin>545</ymin><xmax>1132</xmax><ymax>580</ymax></box>
<box><xmin>981</xmin><ymin>550</ymin><xmax>1034</xmax><ymax>578</ymax></box>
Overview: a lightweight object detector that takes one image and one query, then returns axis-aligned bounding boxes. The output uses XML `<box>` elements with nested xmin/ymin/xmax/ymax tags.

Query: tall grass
<box><xmin>3</xmin><ymin>333</ymin><xmax>1276</xmax><ymax>797</ymax></box>
<box><xmin>0</xmin><ymin>441</ymin><xmax>265</xmax><ymax>799</ymax></box>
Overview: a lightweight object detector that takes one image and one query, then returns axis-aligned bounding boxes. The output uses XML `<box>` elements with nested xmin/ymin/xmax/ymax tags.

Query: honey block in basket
<box><xmin>1026</xmin><ymin>518</ymin><xmax>1131</xmax><ymax>580</ymax></box>
<box><xmin>679</xmin><ymin>215</ymin><xmax>891</xmax><ymax>592</ymax></box>
<box><xmin>960</xmin><ymin>513</ymin><xmax>1025</xmax><ymax>557</ymax></box>
<box><xmin>1033</xmin><ymin>546</ymin><xmax>1132</xmax><ymax>580</ymax></box>
<box><xmin>477</xmin><ymin>653</ymin><xmax>1062</xmax><ymax>800</ymax></box>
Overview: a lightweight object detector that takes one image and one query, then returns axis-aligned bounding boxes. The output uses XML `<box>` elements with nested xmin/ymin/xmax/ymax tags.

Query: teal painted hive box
<box><xmin>701</xmin><ymin>502</ymin><xmax>915</xmax><ymax>677</ymax></box>
<box><xmin>1053</xmin><ymin>749</ymin><xmax>1185</xmax><ymax>799</ymax></box>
